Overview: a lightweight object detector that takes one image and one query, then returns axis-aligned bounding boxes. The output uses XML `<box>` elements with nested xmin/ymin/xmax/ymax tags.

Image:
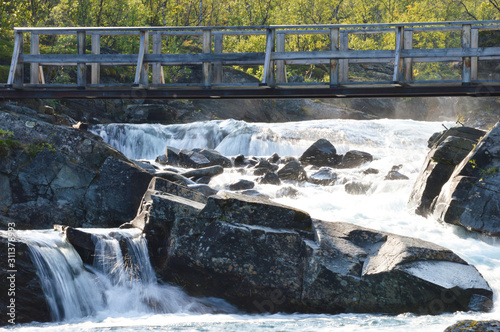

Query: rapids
<box><xmin>2</xmin><ymin>119</ymin><xmax>499</xmax><ymax>331</ymax></box>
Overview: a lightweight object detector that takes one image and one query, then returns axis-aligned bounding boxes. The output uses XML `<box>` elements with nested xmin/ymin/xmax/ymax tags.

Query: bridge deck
<box><xmin>2</xmin><ymin>20</ymin><xmax>500</xmax><ymax>99</ymax></box>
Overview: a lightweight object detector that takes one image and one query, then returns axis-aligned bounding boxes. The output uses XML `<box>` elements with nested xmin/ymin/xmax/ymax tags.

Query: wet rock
<box><xmin>257</xmin><ymin>172</ymin><xmax>281</xmax><ymax>185</ymax></box>
<box><xmin>299</xmin><ymin>139</ymin><xmax>341</xmax><ymax>167</ymax></box>
<box><xmin>432</xmin><ymin>122</ymin><xmax>500</xmax><ymax>235</ymax></box>
<box><xmin>228</xmin><ymin>179</ymin><xmax>255</xmax><ymax>191</ymax></box>
<box><xmin>340</xmin><ymin>150</ymin><xmax>373</xmax><ymax>168</ymax></box>
<box><xmin>362</xmin><ymin>168</ymin><xmax>379</xmax><ymax>175</ymax></box>
<box><xmin>240</xmin><ymin>189</ymin><xmax>270</xmax><ymax>199</ymax></box>
<box><xmin>444</xmin><ymin>320</ymin><xmax>500</xmax><ymax>332</ymax></box>
<box><xmin>188</xmin><ymin>184</ymin><xmax>219</xmax><ymax>197</ymax></box>
<box><xmin>345</xmin><ymin>181</ymin><xmax>371</xmax><ymax>195</ymax></box>
<box><xmin>385</xmin><ymin>165</ymin><xmax>409</xmax><ymax>180</ymax></box>
<box><xmin>192</xmin><ymin>148</ymin><xmax>232</xmax><ymax>168</ymax></box>
<box><xmin>267</xmin><ymin>153</ymin><xmax>280</xmax><ymax>164</ymax></box>
<box><xmin>178</xmin><ymin>149</ymin><xmax>212</xmax><ymax>168</ymax></box>
<box><xmin>139</xmin><ymin>190</ymin><xmax>492</xmax><ymax>315</ymax></box>
<box><xmin>0</xmin><ymin>111</ymin><xmax>152</xmax><ymax>229</ymax></box>
<box><xmin>233</xmin><ymin>154</ymin><xmax>246</xmax><ymax>167</ymax></box>
<box><xmin>278</xmin><ymin>160</ymin><xmax>307</xmax><ymax>182</ymax></box>
<box><xmin>155</xmin><ymin>170</ymin><xmax>193</xmax><ymax>186</ymax></box>
<box><xmin>151</xmin><ymin>177</ymin><xmax>208</xmax><ymax>204</ymax></box>
<box><xmin>195</xmin><ymin>176</ymin><xmax>212</xmax><ymax>184</ymax></box>
<box><xmin>276</xmin><ymin>186</ymin><xmax>300</xmax><ymax>198</ymax></box>
<box><xmin>164</xmin><ymin>146</ymin><xmax>181</xmax><ymax>166</ymax></box>
<box><xmin>0</xmin><ymin>235</ymin><xmax>51</xmax><ymax>325</ymax></box>
<box><xmin>54</xmin><ymin>225</ymin><xmax>95</xmax><ymax>265</ymax></box>
<box><xmin>409</xmin><ymin>127</ymin><xmax>485</xmax><ymax>217</ymax></box>
<box><xmin>309</xmin><ymin>167</ymin><xmax>337</xmax><ymax>185</ymax></box>
<box><xmin>133</xmin><ymin>160</ymin><xmax>158</xmax><ymax>174</ymax></box>
<box><xmin>182</xmin><ymin>165</ymin><xmax>224</xmax><ymax>182</ymax></box>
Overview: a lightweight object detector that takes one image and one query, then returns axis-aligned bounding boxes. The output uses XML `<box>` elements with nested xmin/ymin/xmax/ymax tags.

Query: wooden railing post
<box><xmin>134</xmin><ymin>30</ymin><xmax>149</xmax><ymax>86</ymax></box>
<box><xmin>152</xmin><ymin>33</ymin><xmax>164</xmax><ymax>84</ymax></box>
<box><xmin>276</xmin><ymin>32</ymin><xmax>286</xmax><ymax>83</ymax></box>
<box><xmin>462</xmin><ymin>24</ymin><xmax>472</xmax><ymax>85</ymax></box>
<box><xmin>330</xmin><ymin>28</ymin><xmax>339</xmax><ymax>86</ymax></box>
<box><xmin>471</xmin><ymin>27</ymin><xmax>478</xmax><ymax>81</ymax></box>
<box><xmin>7</xmin><ymin>31</ymin><xmax>23</xmax><ymax>88</ymax></box>
<box><xmin>262</xmin><ymin>28</ymin><xmax>276</xmax><ymax>86</ymax></box>
<box><xmin>30</xmin><ymin>32</ymin><xmax>40</xmax><ymax>84</ymax></box>
<box><xmin>203</xmin><ymin>29</ymin><xmax>212</xmax><ymax>88</ymax></box>
<box><xmin>403</xmin><ymin>29</ymin><xmax>413</xmax><ymax>83</ymax></box>
<box><xmin>393</xmin><ymin>26</ymin><xmax>404</xmax><ymax>84</ymax></box>
<box><xmin>91</xmin><ymin>34</ymin><xmax>100</xmax><ymax>85</ymax></box>
<box><xmin>339</xmin><ymin>30</ymin><xmax>348</xmax><ymax>83</ymax></box>
<box><xmin>213</xmin><ymin>33</ymin><xmax>223</xmax><ymax>84</ymax></box>
<box><xmin>77</xmin><ymin>31</ymin><xmax>86</xmax><ymax>88</ymax></box>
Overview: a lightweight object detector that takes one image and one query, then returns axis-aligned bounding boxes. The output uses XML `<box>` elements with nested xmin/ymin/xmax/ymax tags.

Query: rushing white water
<box><xmin>4</xmin><ymin>118</ymin><xmax>500</xmax><ymax>332</ymax></box>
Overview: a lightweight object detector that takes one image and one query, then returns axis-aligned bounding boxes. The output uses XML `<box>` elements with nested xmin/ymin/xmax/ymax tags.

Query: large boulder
<box><xmin>127</xmin><ymin>184</ymin><xmax>493</xmax><ymax>315</ymax></box>
<box><xmin>432</xmin><ymin>122</ymin><xmax>500</xmax><ymax>235</ymax></box>
<box><xmin>0</xmin><ymin>109</ymin><xmax>152</xmax><ymax>229</ymax></box>
<box><xmin>409</xmin><ymin>126</ymin><xmax>485</xmax><ymax>217</ymax></box>
<box><xmin>444</xmin><ymin>320</ymin><xmax>500</xmax><ymax>332</ymax></box>
<box><xmin>299</xmin><ymin>139</ymin><xmax>341</xmax><ymax>167</ymax></box>
<box><xmin>278</xmin><ymin>160</ymin><xmax>307</xmax><ymax>181</ymax></box>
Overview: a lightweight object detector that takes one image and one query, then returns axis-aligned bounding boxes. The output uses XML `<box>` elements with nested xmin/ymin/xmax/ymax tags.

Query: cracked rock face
<box><xmin>0</xmin><ymin>111</ymin><xmax>152</xmax><ymax>229</ymax></box>
<box><xmin>409</xmin><ymin>122</ymin><xmax>500</xmax><ymax>235</ymax></box>
<box><xmin>124</xmin><ymin>177</ymin><xmax>493</xmax><ymax>315</ymax></box>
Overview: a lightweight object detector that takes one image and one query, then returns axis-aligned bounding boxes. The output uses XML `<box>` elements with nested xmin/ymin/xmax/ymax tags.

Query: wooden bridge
<box><xmin>2</xmin><ymin>20</ymin><xmax>500</xmax><ymax>100</ymax></box>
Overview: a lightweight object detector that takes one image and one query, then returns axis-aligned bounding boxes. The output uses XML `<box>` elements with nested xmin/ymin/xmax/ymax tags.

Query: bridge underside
<box><xmin>2</xmin><ymin>84</ymin><xmax>500</xmax><ymax>100</ymax></box>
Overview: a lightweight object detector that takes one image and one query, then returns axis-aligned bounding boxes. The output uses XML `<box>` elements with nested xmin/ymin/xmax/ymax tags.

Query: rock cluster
<box><xmin>409</xmin><ymin>123</ymin><xmax>500</xmax><ymax>235</ymax></box>
<box><xmin>116</xmin><ymin>177</ymin><xmax>493</xmax><ymax>315</ymax></box>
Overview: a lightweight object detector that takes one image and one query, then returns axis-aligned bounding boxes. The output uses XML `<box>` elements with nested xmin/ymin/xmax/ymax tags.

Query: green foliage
<box><xmin>0</xmin><ymin>128</ymin><xmax>56</xmax><ymax>158</ymax></box>
<box><xmin>1</xmin><ymin>0</ymin><xmax>500</xmax><ymax>83</ymax></box>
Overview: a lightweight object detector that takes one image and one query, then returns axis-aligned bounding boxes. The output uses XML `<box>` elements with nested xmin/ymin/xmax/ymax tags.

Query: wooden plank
<box><xmin>276</xmin><ymin>33</ymin><xmax>286</xmax><ymax>83</ymax></box>
<box><xmin>203</xmin><ymin>29</ymin><xmax>212</xmax><ymax>88</ymax></box>
<box><xmin>77</xmin><ymin>31</ymin><xmax>86</xmax><ymax>88</ymax></box>
<box><xmin>404</xmin><ymin>29</ymin><xmax>413</xmax><ymax>82</ymax></box>
<box><xmin>30</xmin><ymin>33</ymin><xmax>40</xmax><ymax>84</ymax></box>
<box><xmin>141</xmin><ymin>31</ymin><xmax>149</xmax><ymax>86</ymax></box>
<box><xmin>339</xmin><ymin>31</ymin><xmax>348</xmax><ymax>82</ymax></box>
<box><xmin>7</xmin><ymin>32</ymin><xmax>22</xmax><ymax>87</ymax></box>
<box><xmin>462</xmin><ymin>24</ymin><xmax>471</xmax><ymax>85</ymax></box>
<box><xmin>213</xmin><ymin>33</ymin><xmax>223</xmax><ymax>84</ymax></box>
<box><xmin>152</xmin><ymin>33</ymin><xmax>162</xmax><ymax>84</ymax></box>
<box><xmin>91</xmin><ymin>34</ymin><xmax>100</xmax><ymax>84</ymax></box>
<box><xmin>471</xmin><ymin>28</ymin><xmax>478</xmax><ymax>80</ymax></box>
<box><xmin>262</xmin><ymin>28</ymin><xmax>275</xmax><ymax>85</ymax></box>
<box><xmin>134</xmin><ymin>31</ymin><xmax>148</xmax><ymax>86</ymax></box>
<box><xmin>393</xmin><ymin>27</ymin><xmax>404</xmax><ymax>83</ymax></box>
<box><xmin>330</xmin><ymin>28</ymin><xmax>339</xmax><ymax>86</ymax></box>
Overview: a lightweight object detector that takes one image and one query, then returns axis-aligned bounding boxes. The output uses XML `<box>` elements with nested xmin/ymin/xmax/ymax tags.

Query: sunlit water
<box><xmin>3</xmin><ymin>119</ymin><xmax>499</xmax><ymax>331</ymax></box>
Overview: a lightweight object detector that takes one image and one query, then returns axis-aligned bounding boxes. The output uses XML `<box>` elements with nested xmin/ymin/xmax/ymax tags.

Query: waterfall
<box><xmin>7</xmin><ymin>228</ymin><xmax>230</xmax><ymax>322</ymax></box>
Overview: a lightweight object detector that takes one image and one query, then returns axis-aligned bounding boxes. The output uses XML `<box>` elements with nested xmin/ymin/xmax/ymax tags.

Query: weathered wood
<box><xmin>30</xmin><ymin>33</ymin><xmax>40</xmax><ymax>84</ymax></box>
<box><xmin>152</xmin><ymin>33</ymin><xmax>163</xmax><ymax>84</ymax></box>
<box><xmin>393</xmin><ymin>27</ymin><xmax>404</xmax><ymax>83</ymax></box>
<box><xmin>203</xmin><ymin>29</ymin><xmax>212</xmax><ymax>88</ymax></box>
<box><xmin>7</xmin><ymin>32</ymin><xmax>23</xmax><ymax>87</ymax></box>
<box><xmin>91</xmin><ymin>34</ymin><xmax>100</xmax><ymax>84</ymax></box>
<box><xmin>213</xmin><ymin>33</ymin><xmax>223</xmax><ymax>83</ymax></box>
<box><xmin>404</xmin><ymin>29</ymin><xmax>413</xmax><ymax>83</ymax></box>
<box><xmin>462</xmin><ymin>24</ymin><xmax>471</xmax><ymax>85</ymax></box>
<box><xmin>77</xmin><ymin>31</ymin><xmax>86</xmax><ymax>88</ymax></box>
<box><xmin>276</xmin><ymin>33</ymin><xmax>286</xmax><ymax>83</ymax></box>
<box><xmin>262</xmin><ymin>28</ymin><xmax>275</xmax><ymax>85</ymax></box>
<box><xmin>471</xmin><ymin>28</ymin><xmax>478</xmax><ymax>80</ymax></box>
<box><xmin>330</xmin><ymin>28</ymin><xmax>340</xmax><ymax>86</ymax></box>
<box><xmin>134</xmin><ymin>31</ymin><xmax>148</xmax><ymax>86</ymax></box>
<box><xmin>339</xmin><ymin>31</ymin><xmax>348</xmax><ymax>82</ymax></box>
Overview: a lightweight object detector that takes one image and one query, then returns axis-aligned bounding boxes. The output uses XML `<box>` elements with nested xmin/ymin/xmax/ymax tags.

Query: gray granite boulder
<box><xmin>0</xmin><ymin>110</ymin><xmax>152</xmax><ymax>229</ymax></box>
<box><xmin>126</xmin><ymin>181</ymin><xmax>493</xmax><ymax>315</ymax></box>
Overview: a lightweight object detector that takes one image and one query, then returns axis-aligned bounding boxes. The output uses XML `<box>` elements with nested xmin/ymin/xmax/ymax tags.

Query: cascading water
<box><xmin>4</xmin><ymin>118</ymin><xmax>500</xmax><ymax>331</ymax></box>
<box><xmin>3</xmin><ymin>228</ymin><xmax>232</xmax><ymax>325</ymax></box>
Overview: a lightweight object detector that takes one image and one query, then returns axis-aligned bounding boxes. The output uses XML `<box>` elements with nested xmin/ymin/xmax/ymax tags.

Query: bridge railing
<box><xmin>5</xmin><ymin>21</ymin><xmax>500</xmax><ymax>90</ymax></box>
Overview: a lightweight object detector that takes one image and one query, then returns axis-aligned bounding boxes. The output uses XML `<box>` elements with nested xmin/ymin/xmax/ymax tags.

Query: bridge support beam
<box><xmin>462</xmin><ymin>24</ymin><xmax>472</xmax><ymax>85</ymax></box>
<box><xmin>203</xmin><ymin>29</ymin><xmax>212</xmax><ymax>88</ymax></box>
<box><xmin>276</xmin><ymin>32</ymin><xmax>286</xmax><ymax>83</ymax></box>
<box><xmin>77</xmin><ymin>31</ymin><xmax>86</xmax><ymax>88</ymax></box>
<box><xmin>404</xmin><ymin>29</ymin><xmax>413</xmax><ymax>83</ymax></box>
<box><xmin>213</xmin><ymin>33</ymin><xmax>223</xmax><ymax>84</ymax></box>
<box><xmin>262</xmin><ymin>28</ymin><xmax>276</xmax><ymax>86</ymax></box>
<box><xmin>91</xmin><ymin>34</ymin><xmax>100</xmax><ymax>85</ymax></box>
<box><xmin>330</xmin><ymin>28</ymin><xmax>340</xmax><ymax>86</ymax></box>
